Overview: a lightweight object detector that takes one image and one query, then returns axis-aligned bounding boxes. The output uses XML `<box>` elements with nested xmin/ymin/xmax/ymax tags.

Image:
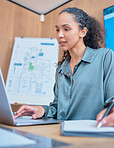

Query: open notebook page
<box><xmin>63</xmin><ymin>120</ymin><xmax>114</xmax><ymax>133</ymax></box>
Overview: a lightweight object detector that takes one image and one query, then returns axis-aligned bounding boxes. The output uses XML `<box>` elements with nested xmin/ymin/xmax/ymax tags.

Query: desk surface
<box><xmin>0</xmin><ymin>123</ymin><xmax>114</xmax><ymax>148</ymax></box>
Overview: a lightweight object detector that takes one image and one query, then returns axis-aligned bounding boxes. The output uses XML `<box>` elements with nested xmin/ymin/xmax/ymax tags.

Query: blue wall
<box><xmin>104</xmin><ymin>5</ymin><xmax>114</xmax><ymax>51</ymax></box>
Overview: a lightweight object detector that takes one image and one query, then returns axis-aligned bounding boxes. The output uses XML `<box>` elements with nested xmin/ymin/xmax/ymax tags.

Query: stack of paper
<box><xmin>61</xmin><ymin>120</ymin><xmax>114</xmax><ymax>137</ymax></box>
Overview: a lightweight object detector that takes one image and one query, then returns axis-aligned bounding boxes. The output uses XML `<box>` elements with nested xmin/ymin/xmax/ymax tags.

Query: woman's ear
<box><xmin>79</xmin><ymin>27</ymin><xmax>88</xmax><ymax>38</ymax></box>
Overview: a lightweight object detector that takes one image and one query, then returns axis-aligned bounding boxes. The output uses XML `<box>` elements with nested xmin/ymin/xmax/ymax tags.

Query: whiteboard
<box><xmin>6</xmin><ymin>37</ymin><xmax>59</xmax><ymax>105</ymax></box>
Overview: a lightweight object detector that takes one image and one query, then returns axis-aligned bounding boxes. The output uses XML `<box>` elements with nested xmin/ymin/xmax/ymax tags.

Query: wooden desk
<box><xmin>0</xmin><ymin>123</ymin><xmax>114</xmax><ymax>148</ymax></box>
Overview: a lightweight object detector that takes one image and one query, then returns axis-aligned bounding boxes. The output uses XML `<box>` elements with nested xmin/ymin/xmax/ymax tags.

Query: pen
<box><xmin>97</xmin><ymin>99</ymin><xmax>114</xmax><ymax>128</ymax></box>
<box><xmin>13</xmin><ymin>112</ymin><xmax>16</xmax><ymax>115</ymax></box>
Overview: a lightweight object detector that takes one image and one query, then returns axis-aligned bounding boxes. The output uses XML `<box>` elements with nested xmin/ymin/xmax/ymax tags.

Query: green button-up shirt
<box><xmin>43</xmin><ymin>46</ymin><xmax>114</xmax><ymax>120</ymax></box>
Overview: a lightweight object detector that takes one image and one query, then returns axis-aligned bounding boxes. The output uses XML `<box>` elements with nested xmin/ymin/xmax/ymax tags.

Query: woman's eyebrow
<box><xmin>55</xmin><ymin>24</ymin><xmax>71</xmax><ymax>28</ymax></box>
<box><xmin>62</xmin><ymin>24</ymin><xmax>71</xmax><ymax>27</ymax></box>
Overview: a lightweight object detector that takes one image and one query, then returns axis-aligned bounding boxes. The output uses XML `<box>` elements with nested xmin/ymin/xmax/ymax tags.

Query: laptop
<box><xmin>0</xmin><ymin>69</ymin><xmax>60</xmax><ymax>126</ymax></box>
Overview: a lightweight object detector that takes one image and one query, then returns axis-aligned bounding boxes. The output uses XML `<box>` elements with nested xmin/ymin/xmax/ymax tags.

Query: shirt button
<box><xmin>60</xmin><ymin>111</ymin><xmax>66</xmax><ymax>119</ymax></box>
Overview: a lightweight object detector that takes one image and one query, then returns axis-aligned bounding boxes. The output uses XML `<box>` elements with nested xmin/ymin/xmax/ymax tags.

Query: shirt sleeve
<box><xmin>103</xmin><ymin>49</ymin><xmax>114</xmax><ymax>104</ymax></box>
<box><xmin>42</xmin><ymin>68</ymin><xmax>59</xmax><ymax>119</ymax></box>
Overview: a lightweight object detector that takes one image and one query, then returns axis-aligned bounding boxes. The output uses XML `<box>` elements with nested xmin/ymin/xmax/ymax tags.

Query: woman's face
<box><xmin>55</xmin><ymin>12</ymin><xmax>82</xmax><ymax>51</ymax></box>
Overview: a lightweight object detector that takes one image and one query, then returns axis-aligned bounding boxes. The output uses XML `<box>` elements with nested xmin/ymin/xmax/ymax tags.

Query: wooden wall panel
<box><xmin>0</xmin><ymin>0</ymin><xmax>15</xmax><ymax>82</ymax></box>
<box><xmin>0</xmin><ymin>0</ymin><xmax>41</xmax><ymax>82</ymax></box>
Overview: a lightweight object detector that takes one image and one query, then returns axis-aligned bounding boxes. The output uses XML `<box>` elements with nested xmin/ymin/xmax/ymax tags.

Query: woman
<box><xmin>14</xmin><ymin>7</ymin><xmax>114</xmax><ymax>127</ymax></box>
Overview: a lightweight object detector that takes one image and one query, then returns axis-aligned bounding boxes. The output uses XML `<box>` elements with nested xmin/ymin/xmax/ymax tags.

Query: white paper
<box><xmin>6</xmin><ymin>37</ymin><xmax>58</xmax><ymax>105</ymax></box>
<box><xmin>0</xmin><ymin>128</ymin><xmax>36</xmax><ymax>147</ymax></box>
<box><xmin>63</xmin><ymin>120</ymin><xmax>114</xmax><ymax>133</ymax></box>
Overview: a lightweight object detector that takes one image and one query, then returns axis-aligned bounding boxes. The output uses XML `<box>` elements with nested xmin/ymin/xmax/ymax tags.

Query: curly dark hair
<box><xmin>58</xmin><ymin>7</ymin><xmax>105</xmax><ymax>65</ymax></box>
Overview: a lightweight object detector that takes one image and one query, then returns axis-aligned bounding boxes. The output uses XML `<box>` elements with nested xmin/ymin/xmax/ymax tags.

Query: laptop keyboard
<box><xmin>15</xmin><ymin>118</ymin><xmax>45</xmax><ymax>126</ymax></box>
<box><xmin>16</xmin><ymin>118</ymin><xmax>43</xmax><ymax>122</ymax></box>
<box><xmin>14</xmin><ymin>117</ymin><xmax>60</xmax><ymax>126</ymax></box>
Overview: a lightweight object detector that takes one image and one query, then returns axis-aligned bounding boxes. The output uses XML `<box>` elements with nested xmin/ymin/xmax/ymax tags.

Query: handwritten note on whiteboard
<box><xmin>6</xmin><ymin>37</ymin><xmax>59</xmax><ymax>105</ymax></box>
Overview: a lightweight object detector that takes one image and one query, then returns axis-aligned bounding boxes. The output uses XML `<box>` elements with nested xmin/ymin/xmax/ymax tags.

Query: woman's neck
<box><xmin>69</xmin><ymin>44</ymin><xmax>86</xmax><ymax>65</ymax></box>
<box><xmin>69</xmin><ymin>44</ymin><xmax>86</xmax><ymax>74</ymax></box>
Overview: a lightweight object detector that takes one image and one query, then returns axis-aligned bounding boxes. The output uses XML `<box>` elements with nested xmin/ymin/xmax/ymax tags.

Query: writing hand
<box><xmin>96</xmin><ymin>107</ymin><xmax>114</xmax><ymax>127</ymax></box>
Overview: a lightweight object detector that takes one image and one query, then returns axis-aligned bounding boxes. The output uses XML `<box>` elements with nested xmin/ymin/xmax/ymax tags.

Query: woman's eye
<box><xmin>56</xmin><ymin>29</ymin><xmax>59</xmax><ymax>32</ymax></box>
<box><xmin>64</xmin><ymin>28</ymin><xmax>70</xmax><ymax>31</ymax></box>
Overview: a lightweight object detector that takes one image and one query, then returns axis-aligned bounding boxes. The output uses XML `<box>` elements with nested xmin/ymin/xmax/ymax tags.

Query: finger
<box><xmin>32</xmin><ymin>106</ymin><xmax>45</xmax><ymax>119</ymax></box>
<box><xmin>16</xmin><ymin>105</ymin><xmax>35</xmax><ymax>115</ymax></box>
<box><xmin>16</xmin><ymin>105</ymin><xmax>28</xmax><ymax>114</ymax></box>
<box><xmin>14</xmin><ymin>111</ymin><xmax>33</xmax><ymax>119</ymax></box>
<box><xmin>32</xmin><ymin>113</ymin><xmax>43</xmax><ymax>119</ymax></box>
<box><xmin>14</xmin><ymin>109</ymin><xmax>26</xmax><ymax>119</ymax></box>
<box><xmin>101</xmin><ymin>112</ymin><xmax>114</xmax><ymax>127</ymax></box>
<box><xmin>96</xmin><ymin>108</ymin><xmax>107</xmax><ymax>122</ymax></box>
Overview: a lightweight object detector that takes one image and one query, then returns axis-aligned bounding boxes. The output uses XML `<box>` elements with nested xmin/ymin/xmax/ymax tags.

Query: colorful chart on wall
<box><xmin>104</xmin><ymin>5</ymin><xmax>114</xmax><ymax>51</ymax></box>
<box><xmin>6</xmin><ymin>37</ymin><xmax>59</xmax><ymax>105</ymax></box>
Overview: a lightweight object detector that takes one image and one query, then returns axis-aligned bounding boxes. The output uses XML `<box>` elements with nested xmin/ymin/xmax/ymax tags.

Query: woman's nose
<box><xmin>58</xmin><ymin>30</ymin><xmax>64</xmax><ymax>38</ymax></box>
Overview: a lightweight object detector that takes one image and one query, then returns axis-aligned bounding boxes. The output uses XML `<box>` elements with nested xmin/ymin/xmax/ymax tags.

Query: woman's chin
<box><xmin>59</xmin><ymin>46</ymin><xmax>68</xmax><ymax>51</ymax></box>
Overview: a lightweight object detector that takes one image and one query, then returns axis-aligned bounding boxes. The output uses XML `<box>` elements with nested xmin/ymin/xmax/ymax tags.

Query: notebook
<box><xmin>0</xmin><ymin>69</ymin><xmax>60</xmax><ymax>126</ymax></box>
<box><xmin>61</xmin><ymin>120</ymin><xmax>114</xmax><ymax>137</ymax></box>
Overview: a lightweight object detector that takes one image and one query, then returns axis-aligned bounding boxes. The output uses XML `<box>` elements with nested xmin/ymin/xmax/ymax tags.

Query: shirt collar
<box><xmin>58</xmin><ymin>46</ymin><xmax>96</xmax><ymax>74</ymax></box>
<box><xmin>58</xmin><ymin>57</ymin><xmax>70</xmax><ymax>76</ymax></box>
<box><xmin>82</xmin><ymin>46</ymin><xmax>96</xmax><ymax>63</ymax></box>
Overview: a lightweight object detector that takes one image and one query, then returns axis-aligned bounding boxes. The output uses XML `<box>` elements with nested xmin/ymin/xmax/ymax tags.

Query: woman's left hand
<box><xmin>96</xmin><ymin>107</ymin><xmax>114</xmax><ymax>127</ymax></box>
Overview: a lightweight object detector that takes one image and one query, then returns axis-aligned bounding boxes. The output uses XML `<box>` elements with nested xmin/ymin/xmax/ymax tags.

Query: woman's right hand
<box><xmin>13</xmin><ymin>104</ymin><xmax>45</xmax><ymax>119</ymax></box>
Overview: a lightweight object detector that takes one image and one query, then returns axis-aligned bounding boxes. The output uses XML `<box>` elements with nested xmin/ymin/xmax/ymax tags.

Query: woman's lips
<box><xmin>59</xmin><ymin>41</ymin><xmax>67</xmax><ymax>46</ymax></box>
